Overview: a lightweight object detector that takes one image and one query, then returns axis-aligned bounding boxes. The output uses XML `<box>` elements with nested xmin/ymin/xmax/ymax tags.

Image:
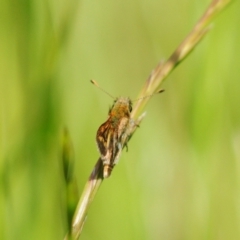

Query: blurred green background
<box><xmin>1</xmin><ymin>0</ymin><xmax>240</xmax><ymax>239</ymax></box>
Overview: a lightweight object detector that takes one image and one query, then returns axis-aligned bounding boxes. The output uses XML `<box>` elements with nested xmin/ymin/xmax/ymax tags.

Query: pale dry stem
<box><xmin>69</xmin><ymin>0</ymin><xmax>232</xmax><ymax>239</ymax></box>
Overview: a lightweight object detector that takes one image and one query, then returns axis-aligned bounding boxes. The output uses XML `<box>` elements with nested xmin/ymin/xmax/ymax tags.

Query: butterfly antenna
<box><xmin>90</xmin><ymin>80</ymin><xmax>115</xmax><ymax>99</ymax></box>
<box><xmin>133</xmin><ymin>89</ymin><xmax>165</xmax><ymax>102</ymax></box>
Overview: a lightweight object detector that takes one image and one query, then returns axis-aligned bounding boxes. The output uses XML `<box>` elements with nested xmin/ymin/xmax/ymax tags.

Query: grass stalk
<box><xmin>69</xmin><ymin>0</ymin><xmax>232</xmax><ymax>239</ymax></box>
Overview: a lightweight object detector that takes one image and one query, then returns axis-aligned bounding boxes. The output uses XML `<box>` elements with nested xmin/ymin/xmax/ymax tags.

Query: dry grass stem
<box><xmin>69</xmin><ymin>0</ymin><xmax>232</xmax><ymax>239</ymax></box>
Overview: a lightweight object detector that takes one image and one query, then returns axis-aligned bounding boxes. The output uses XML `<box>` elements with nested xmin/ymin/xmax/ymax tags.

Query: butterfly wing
<box><xmin>96</xmin><ymin>116</ymin><xmax>130</xmax><ymax>178</ymax></box>
<box><xmin>96</xmin><ymin>119</ymin><xmax>115</xmax><ymax>163</ymax></box>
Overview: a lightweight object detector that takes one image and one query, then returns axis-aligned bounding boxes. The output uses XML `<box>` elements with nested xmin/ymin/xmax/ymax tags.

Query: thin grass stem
<box><xmin>69</xmin><ymin>0</ymin><xmax>233</xmax><ymax>239</ymax></box>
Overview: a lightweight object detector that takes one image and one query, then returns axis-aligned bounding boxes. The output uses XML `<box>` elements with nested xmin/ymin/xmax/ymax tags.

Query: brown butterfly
<box><xmin>96</xmin><ymin>97</ymin><xmax>133</xmax><ymax>178</ymax></box>
<box><xmin>91</xmin><ymin>80</ymin><xmax>135</xmax><ymax>177</ymax></box>
<box><xmin>91</xmin><ymin>80</ymin><xmax>164</xmax><ymax>178</ymax></box>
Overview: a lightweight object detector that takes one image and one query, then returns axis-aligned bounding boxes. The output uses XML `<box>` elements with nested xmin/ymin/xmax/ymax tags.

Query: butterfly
<box><xmin>96</xmin><ymin>96</ymin><xmax>134</xmax><ymax>178</ymax></box>
<box><xmin>91</xmin><ymin>80</ymin><xmax>164</xmax><ymax>178</ymax></box>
